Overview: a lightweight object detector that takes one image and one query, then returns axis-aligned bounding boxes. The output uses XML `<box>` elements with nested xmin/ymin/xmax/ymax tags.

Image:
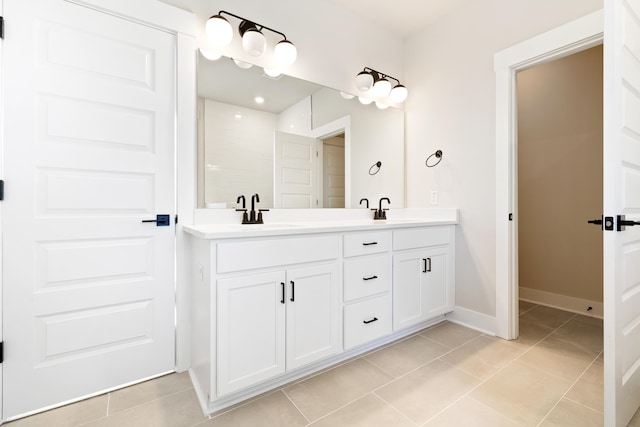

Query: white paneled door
<box><xmin>604</xmin><ymin>0</ymin><xmax>640</xmax><ymax>425</ymax></box>
<box><xmin>2</xmin><ymin>0</ymin><xmax>176</xmax><ymax>418</ymax></box>
<box><xmin>274</xmin><ymin>131</ymin><xmax>319</xmax><ymax>208</ymax></box>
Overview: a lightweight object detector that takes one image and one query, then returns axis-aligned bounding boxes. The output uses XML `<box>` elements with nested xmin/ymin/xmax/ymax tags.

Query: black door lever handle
<box><xmin>142</xmin><ymin>214</ymin><xmax>170</xmax><ymax>226</ymax></box>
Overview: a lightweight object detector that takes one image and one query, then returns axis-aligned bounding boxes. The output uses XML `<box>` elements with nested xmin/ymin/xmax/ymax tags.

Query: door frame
<box><xmin>0</xmin><ymin>1</ymin><xmax>197</xmax><ymax>413</ymax></box>
<box><xmin>310</xmin><ymin>116</ymin><xmax>351</xmax><ymax>207</ymax></box>
<box><xmin>493</xmin><ymin>10</ymin><xmax>603</xmax><ymax>339</ymax></box>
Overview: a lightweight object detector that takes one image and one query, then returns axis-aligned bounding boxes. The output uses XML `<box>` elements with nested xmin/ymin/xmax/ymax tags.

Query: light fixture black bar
<box><xmin>363</xmin><ymin>67</ymin><xmax>401</xmax><ymax>85</ymax></box>
<box><xmin>218</xmin><ymin>10</ymin><xmax>290</xmax><ymax>41</ymax></box>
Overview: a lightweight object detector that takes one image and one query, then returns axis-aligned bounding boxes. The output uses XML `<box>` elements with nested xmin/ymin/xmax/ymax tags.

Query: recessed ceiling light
<box><xmin>234</xmin><ymin>114</ymin><xmax>243</xmax><ymax>119</ymax></box>
<box><xmin>254</xmin><ymin>96</ymin><xmax>265</xmax><ymax>104</ymax></box>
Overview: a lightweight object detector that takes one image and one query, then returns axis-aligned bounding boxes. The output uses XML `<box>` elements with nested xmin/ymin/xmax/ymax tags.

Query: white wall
<box><xmin>312</xmin><ymin>87</ymin><xmax>405</xmax><ymax>207</ymax></box>
<box><xmin>202</xmin><ymin>99</ymin><xmax>277</xmax><ymax>208</ymax></box>
<box><xmin>158</xmin><ymin>0</ymin><xmax>404</xmax><ymax>97</ymax></box>
<box><xmin>404</xmin><ymin>0</ymin><xmax>603</xmax><ymax>317</ymax></box>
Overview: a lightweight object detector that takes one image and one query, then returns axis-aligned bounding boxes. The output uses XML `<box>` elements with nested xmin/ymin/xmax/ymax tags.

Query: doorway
<box><xmin>516</xmin><ymin>45</ymin><xmax>603</xmax><ymax>317</ymax></box>
<box><xmin>321</xmin><ymin>133</ymin><xmax>346</xmax><ymax>208</ymax></box>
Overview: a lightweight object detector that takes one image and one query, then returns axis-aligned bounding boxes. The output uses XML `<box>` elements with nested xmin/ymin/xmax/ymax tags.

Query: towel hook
<box><xmin>425</xmin><ymin>150</ymin><xmax>443</xmax><ymax>168</ymax></box>
<box><xmin>369</xmin><ymin>161</ymin><xmax>382</xmax><ymax>175</ymax></box>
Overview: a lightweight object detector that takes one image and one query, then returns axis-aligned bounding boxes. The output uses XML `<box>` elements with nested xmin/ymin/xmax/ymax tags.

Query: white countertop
<box><xmin>183</xmin><ymin>208</ymin><xmax>458</xmax><ymax>240</ymax></box>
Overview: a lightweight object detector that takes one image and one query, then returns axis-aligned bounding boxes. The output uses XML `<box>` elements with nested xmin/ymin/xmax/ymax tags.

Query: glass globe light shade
<box><xmin>390</xmin><ymin>84</ymin><xmax>408</xmax><ymax>103</ymax></box>
<box><xmin>340</xmin><ymin>91</ymin><xmax>355</xmax><ymax>100</ymax></box>
<box><xmin>355</xmin><ymin>71</ymin><xmax>374</xmax><ymax>92</ymax></box>
<box><xmin>233</xmin><ymin>58</ymin><xmax>253</xmax><ymax>69</ymax></box>
<box><xmin>358</xmin><ymin>96</ymin><xmax>373</xmax><ymax>105</ymax></box>
<box><xmin>274</xmin><ymin>40</ymin><xmax>297</xmax><ymax>67</ymax></box>
<box><xmin>206</xmin><ymin>15</ymin><xmax>233</xmax><ymax>47</ymax></box>
<box><xmin>242</xmin><ymin>28</ymin><xmax>267</xmax><ymax>57</ymax></box>
<box><xmin>373</xmin><ymin>77</ymin><xmax>392</xmax><ymax>97</ymax></box>
<box><xmin>375</xmin><ymin>101</ymin><xmax>389</xmax><ymax>110</ymax></box>
<box><xmin>199</xmin><ymin>49</ymin><xmax>222</xmax><ymax>61</ymax></box>
<box><xmin>263</xmin><ymin>67</ymin><xmax>282</xmax><ymax>78</ymax></box>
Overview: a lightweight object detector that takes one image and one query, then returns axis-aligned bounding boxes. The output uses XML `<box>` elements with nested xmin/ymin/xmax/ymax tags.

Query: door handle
<box><xmin>617</xmin><ymin>215</ymin><xmax>640</xmax><ymax>232</ymax></box>
<box><xmin>280</xmin><ymin>282</ymin><xmax>285</xmax><ymax>304</ymax></box>
<box><xmin>290</xmin><ymin>281</ymin><xmax>295</xmax><ymax>302</ymax></box>
<box><xmin>141</xmin><ymin>214</ymin><xmax>170</xmax><ymax>226</ymax></box>
<box><xmin>423</xmin><ymin>258</ymin><xmax>432</xmax><ymax>273</ymax></box>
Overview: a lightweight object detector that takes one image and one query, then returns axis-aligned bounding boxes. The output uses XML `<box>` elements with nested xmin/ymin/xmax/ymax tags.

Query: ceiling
<box><xmin>327</xmin><ymin>0</ymin><xmax>470</xmax><ymax>38</ymax></box>
<box><xmin>160</xmin><ymin>0</ymin><xmax>468</xmax><ymax>39</ymax></box>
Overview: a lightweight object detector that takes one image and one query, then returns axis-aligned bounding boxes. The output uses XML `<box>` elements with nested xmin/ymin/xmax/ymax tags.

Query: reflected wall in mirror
<box><xmin>197</xmin><ymin>53</ymin><xmax>405</xmax><ymax>209</ymax></box>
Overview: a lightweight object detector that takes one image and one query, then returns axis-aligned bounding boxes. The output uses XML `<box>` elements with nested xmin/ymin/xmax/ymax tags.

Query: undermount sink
<box><xmin>225</xmin><ymin>223</ymin><xmax>302</xmax><ymax>231</ymax></box>
<box><xmin>373</xmin><ymin>219</ymin><xmax>420</xmax><ymax>224</ymax></box>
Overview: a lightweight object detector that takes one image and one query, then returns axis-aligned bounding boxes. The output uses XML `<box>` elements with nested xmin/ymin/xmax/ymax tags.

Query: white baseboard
<box><xmin>446</xmin><ymin>306</ymin><xmax>497</xmax><ymax>336</ymax></box>
<box><xmin>519</xmin><ymin>287</ymin><xmax>603</xmax><ymax>319</ymax></box>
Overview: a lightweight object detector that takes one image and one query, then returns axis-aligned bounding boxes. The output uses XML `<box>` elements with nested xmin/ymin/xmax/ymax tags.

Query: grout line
<box><xmin>280</xmin><ymin>390</ymin><xmax>311</xmax><ymax>426</ymax></box>
<box><xmin>535</xmin><ymin>350</ymin><xmax>604</xmax><ymax>426</ymax></box>
<box><xmin>374</xmin><ymin>392</ymin><xmax>421</xmax><ymax>426</ymax></box>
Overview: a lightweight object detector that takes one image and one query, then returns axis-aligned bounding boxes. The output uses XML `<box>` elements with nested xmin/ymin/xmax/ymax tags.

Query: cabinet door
<box><xmin>217</xmin><ymin>271</ymin><xmax>286</xmax><ymax>396</ymax></box>
<box><xmin>393</xmin><ymin>247</ymin><xmax>453</xmax><ymax>331</ymax></box>
<box><xmin>422</xmin><ymin>247</ymin><xmax>454</xmax><ymax>317</ymax></box>
<box><xmin>393</xmin><ymin>251</ymin><xmax>427</xmax><ymax>330</ymax></box>
<box><xmin>286</xmin><ymin>263</ymin><xmax>342</xmax><ymax>370</ymax></box>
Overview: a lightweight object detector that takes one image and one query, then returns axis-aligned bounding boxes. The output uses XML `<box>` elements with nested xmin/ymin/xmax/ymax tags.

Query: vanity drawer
<box><xmin>343</xmin><ymin>231</ymin><xmax>391</xmax><ymax>258</ymax></box>
<box><xmin>344</xmin><ymin>294</ymin><xmax>392</xmax><ymax>349</ymax></box>
<box><xmin>393</xmin><ymin>226</ymin><xmax>451</xmax><ymax>251</ymax></box>
<box><xmin>217</xmin><ymin>235</ymin><xmax>340</xmax><ymax>273</ymax></box>
<box><xmin>343</xmin><ymin>255</ymin><xmax>391</xmax><ymax>302</ymax></box>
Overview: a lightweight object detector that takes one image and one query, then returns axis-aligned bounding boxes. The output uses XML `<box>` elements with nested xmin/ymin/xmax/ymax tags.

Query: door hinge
<box><xmin>0</xmin><ymin>179</ymin><xmax>4</xmax><ymax>200</ymax></box>
<box><xmin>0</xmin><ymin>17</ymin><xmax>4</xmax><ymax>39</ymax></box>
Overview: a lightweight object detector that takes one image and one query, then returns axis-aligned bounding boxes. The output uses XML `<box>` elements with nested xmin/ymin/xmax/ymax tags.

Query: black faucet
<box><xmin>243</xmin><ymin>193</ymin><xmax>269</xmax><ymax>224</ymax></box>
<box><xmin>359</xmin><ymin>198</ymin><xmax>369</xmax><ymax>208</ymax></box>
<box><xmin>373</xmin><ymin>197</ymin><xmax>390</xmax><ymax>220</ymax></box>
<box><xmin>235</xmin><ymin>195</ymin><xmax>249</xmax><ymax>223</ymax></box>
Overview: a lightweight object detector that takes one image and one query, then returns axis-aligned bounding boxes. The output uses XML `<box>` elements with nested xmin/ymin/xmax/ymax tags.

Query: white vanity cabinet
<box><xmin>392</xmin><ymin>226</ymin><xmax>455</xmax><ymax>331</ymax></box>
<box><xmin>186</xmin><ymin>219</ymin><xmax>456</xmax><ymax>414</ymax></box>
<box><xmin>217</xmin><ymin>262</ymin><xmax>341</xmax><ymax>395</ymax></box>
<box><xmin>196</xmin><ymin>234</ymin><xmax>342</xmax><ymax>399</ymax></box>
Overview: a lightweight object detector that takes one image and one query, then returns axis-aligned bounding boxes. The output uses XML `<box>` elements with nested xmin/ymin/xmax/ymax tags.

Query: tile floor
<box><xmin>6</xmin><ymin>301</ymin><xmax>637</xmax><ymax>427</ymax></box>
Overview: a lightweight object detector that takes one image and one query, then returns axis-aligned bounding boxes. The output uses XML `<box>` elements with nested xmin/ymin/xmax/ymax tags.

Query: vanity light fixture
<box><xmin>340</xmin><ymin>91</ymin><xmax>355</xmax><ymax>100</ymax></box>
<box><xmin>199</xmin><ymin>48</ymin><xmax>222</xmax><ymax>61</ymax></box>
<box><xmin>233</xmin><ymin>58</ymin><xmax>253</xmax><ymax>69</ymax></box>
<box><xmin>358</xmin><ymin>96</ymin><xmax>373</xmax><ymax>105</ymax></box>
<box><xmin>355</xmin><ymin>67</ymin><xmax>408</xmax><ymax>103</ymax></box>
<box><xmin>205</xmin><ymin>11</ymin><xmax>297</xmax><ymax>67</ymax></box>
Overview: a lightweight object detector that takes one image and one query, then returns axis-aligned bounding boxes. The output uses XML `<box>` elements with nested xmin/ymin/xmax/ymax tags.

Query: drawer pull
<box><xmin>363</xmin><ymin>275</ymin><xmax>378</xmax><ymax>281</ymax></box>
<box><xmin>363</xmin><ymin>317</ymin><xmax>379</xmax><ymax>324</ymax></box>
<box><xmin>362</xmin><ymin>242</ymin><xmax>378</xmax><ymax>246</ymax></box>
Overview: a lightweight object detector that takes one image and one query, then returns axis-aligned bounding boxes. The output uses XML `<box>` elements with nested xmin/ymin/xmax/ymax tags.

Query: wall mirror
<box><xmin>197</xmin><ymin>52</ymin><xmax>405</xmax><ymax>209</ymax></box>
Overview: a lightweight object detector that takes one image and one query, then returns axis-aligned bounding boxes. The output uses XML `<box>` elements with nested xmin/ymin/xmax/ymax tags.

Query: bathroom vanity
<box><xmin>185</xmin><ymin>209</ymin><xmax>457</xmax><ymax>414</ymax></box>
